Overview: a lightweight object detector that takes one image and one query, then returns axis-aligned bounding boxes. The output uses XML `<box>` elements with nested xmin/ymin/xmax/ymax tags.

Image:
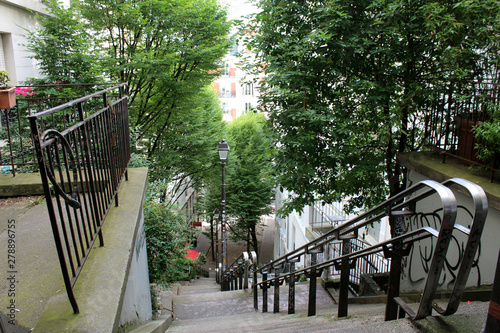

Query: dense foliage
<box><xmin>226</xmin><ymin>112</ymin><xmax>273</xmax><ymax>253</ymax></box>
<box><xmin>144</xmin><ymin>200</ymin><xmax>203</xmax><ymax>284</ymax></box>
<box><xmin>245</xmin><ymin>0</ymin><xmax>500</xmax><ymax>215</ymax></box>
<box><xmin>26</xmin><ymin>0</ymin><xmax>231</xmax><ymax>198</ymax></box>
<box><xmin>24</xmin><ymin>0</ymin><xmax>232</xmax><ymax>284</ymax></box>
<box><xmin>77</xmin><ymin>0</ymin><xmax>231</xmax><ymax>195</ymax></box>
<box><xmin>25</xmin><ymin>2</ymin><xmax>98</xmax><ymax>83</ymax></box>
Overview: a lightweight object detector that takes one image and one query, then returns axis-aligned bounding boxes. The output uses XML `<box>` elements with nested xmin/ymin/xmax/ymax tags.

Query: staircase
<box><xmin>161</xmin><ymin>277</ymin><xmax>489</xmax><ymax>332</ymax></box>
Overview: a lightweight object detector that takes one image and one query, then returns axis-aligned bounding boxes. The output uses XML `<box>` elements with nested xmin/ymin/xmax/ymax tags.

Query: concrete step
<box><xmin>177</xmin><ymin>278</ymin><xmax>221</xmax><ymax>295</ymax></box>
<box><xmin>168</xmin><ymin>300</ymin><xmax>490</xmax><ymax>333</ymax></box>
<box><xmin>173</xmin><ymin>280</ymin><xmax>336</xmax><ymax>322</ymax></box>
<box><xmin>138</xmin><ymin>276</ymin><xmax>491</xmax><ymax>333</ymax></box>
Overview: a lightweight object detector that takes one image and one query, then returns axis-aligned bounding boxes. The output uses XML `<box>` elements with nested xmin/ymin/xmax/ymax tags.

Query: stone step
<box><xmin>187</xmin><ymin>277</ymin><xmax>219</xmax><ymax>286</ymax></box>
<box><xmin>165</xmin><ymin>276</ymin><xmax>490</xmax><ymax>333</ymax></box>
<box><xmin>173</xmin><ymin>283</ymin><xmax>336</xmax><ymax>321</ymax></box>
<box><xmin>177</xmin><ymin>278</ymin><xmax>221</xmax><ymax>295</ymax></box>
<box><xmin>168</xmin><ymin>300</ymin><xmax>490</xmax><ymax>333</ymax></box>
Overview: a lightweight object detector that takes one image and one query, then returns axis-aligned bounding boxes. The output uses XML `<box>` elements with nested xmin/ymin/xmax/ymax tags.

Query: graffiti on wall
<box><xmin>401</xmin><ymin>206</ymin><xmax>482</xmax><ymax>289</ymax></box>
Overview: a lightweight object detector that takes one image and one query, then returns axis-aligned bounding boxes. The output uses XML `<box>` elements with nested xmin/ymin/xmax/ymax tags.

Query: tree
<box><xmin>145</xmin><ymin>87</ymin><xmax>226</xmax><ymax>206</ymax></box>
<box><xmin>35</xmin><ymin>0</ymin><xmax>232</xmax><ymax>196</ymax></box>
<box><xmin>245</xmin><ymin>0</ymin><xmax>500</xmax><ymax>216</ymax></box>
<box><xmin>25</xmin><ymin>1</ymin><xmax>98</xmax><ymax>84</ymax></box>
<box><xmin>226</xmin><ymin>112</ymin><xmax>273</xmax><ymax>253</ymax></box>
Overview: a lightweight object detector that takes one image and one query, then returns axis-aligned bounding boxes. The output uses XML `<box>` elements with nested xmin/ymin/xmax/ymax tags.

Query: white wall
<box><xmin>400</xmin><ymin>169</ymin><xmax>500</xmax><ymax>292</ymax></box>
<box><xmin>0</xmin><ymin>0</ymin><xmax>48</xmax><ymax>84</ymax></box>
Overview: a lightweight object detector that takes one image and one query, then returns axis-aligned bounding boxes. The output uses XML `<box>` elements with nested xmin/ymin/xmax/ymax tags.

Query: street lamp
<box><xmin>217</xmin><ymin>139</ymin><xmax>229</xmax><ymax>290</ymax></box>
<box><xmin>213</xmin><ymin>208</ymin><xmax>220</xmax><ymax>284</ymax></box>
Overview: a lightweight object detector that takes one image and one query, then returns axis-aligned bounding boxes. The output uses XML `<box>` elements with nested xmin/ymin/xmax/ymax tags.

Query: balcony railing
<box><xmin>423</xmin><ymin>80</ymin><xmax>500</xmax><ymax>180</ymax></box>
<box><xmin>28</xmin><ymin>83</ymin><xmax>130</xmax><ymax>313</ymax></box>
<box><xmin>0</xmin><ymin>83</ymin><xmax>120</xmax><ymax>175</ymax></box>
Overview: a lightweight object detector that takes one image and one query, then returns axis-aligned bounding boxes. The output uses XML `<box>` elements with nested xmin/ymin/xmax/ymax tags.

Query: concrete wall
<box><xmin>33</xmin><ymin>168</ymin><xmax>153</xmax><ymax>332</ymax></box>
<box><xmin>400</xmin><ymin>169</ymin><xmax>500</xmax><ymax>292</ymax></box>
<box><xmin>0</xmin><ymin>0</ymin><xmax>49</xmax><ymax>84</ymax></box>
<box><xmin>119</xmin><ymin>212</ymin><xmax>153</xmax><ymax>328</ymax></box>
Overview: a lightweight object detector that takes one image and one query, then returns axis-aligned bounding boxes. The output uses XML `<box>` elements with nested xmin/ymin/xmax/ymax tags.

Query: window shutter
<box><xmin>231</xmin><ymin>83</ymin><xmax>236</xmax><ymax>97</ymax></box>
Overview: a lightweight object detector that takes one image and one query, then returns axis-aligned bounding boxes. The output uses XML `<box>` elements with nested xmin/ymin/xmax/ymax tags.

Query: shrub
<box><xmin>144</xmin><ymin>200</ymin><xmax>196</xmax><ymax>285</ymax></box>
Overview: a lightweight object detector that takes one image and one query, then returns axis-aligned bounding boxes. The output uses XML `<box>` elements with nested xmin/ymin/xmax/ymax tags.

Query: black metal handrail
<box><xmin>220</xmin><ymin>251</ymin><xmax>257</xmax><ymax>291</ymax></box>
<box><xmin>423</xmin><ymin>80</ymin><xmax>500</xmax><ymax>181</ymax></box>
<box><xmin>28</xmin><ymin>83</ymin><xmax>130</xmax><ymax>314</ymax></box>
<box><xmin>255</xmin><ymin>179</ymin><xmax>455</xmax><ymax>276</ymax></box>
<box><xmin>249</xmin><ymin>178</ymin><xmax>487</xmax><ymax>321</ymax></box>
<box><xmin>327</xmin><ymin>238</ymin><xmax>390</xmax><ymax>285</ymax></box>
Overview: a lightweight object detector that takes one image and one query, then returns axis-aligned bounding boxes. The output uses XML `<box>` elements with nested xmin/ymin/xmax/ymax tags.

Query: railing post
<box><xmin>288</xmin><ymin>258</ymin><xmax>299</xmax><ymax>314</ymax></box>
<box><xmin>385</xmin><ymin>211</ymin><xmax>407</xmax><ymax>321</ymax></box>
<box><xmin>274</xmin><ymin>264</ymin><xmax>281</xmax><ymax>313</ymax></box>
<box><xmin>230</xmin><ymin>269</ymin><xmax>235</xmax><ymax>290</ymax></box>
<box><xmin>238</xmin><ymin>263</ymin><xmax>244</xmax><ymax>290</ymax></box>
<box><xmin>253</xmin><ymin>270</ymin><xmax>258</xmax><ymax>311</ymax></box>
<box><xmin>308</xmin><ymin>248</ymin><xmax>322</xmax><ymax>317</ymax></box>
<box><xmin>262</xmin><ymin>271</ymin><xmax>268</xmax><ymax>313</ymax></box>
<box><xmin>338</xmin><ymin>238</ymin><xmax>351</xmax><ymax>318</ymax></box>
<box><xmin>244</xmin><ymin>257</ymin><xmax>249</xmax><ymax>289</ymax></box>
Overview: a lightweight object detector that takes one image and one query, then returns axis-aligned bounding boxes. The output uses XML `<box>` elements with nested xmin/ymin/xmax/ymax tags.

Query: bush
<box><xmin>144</xmin><ymin>200</ymin><xmax>196</xmax><ymax>285</ymax></box>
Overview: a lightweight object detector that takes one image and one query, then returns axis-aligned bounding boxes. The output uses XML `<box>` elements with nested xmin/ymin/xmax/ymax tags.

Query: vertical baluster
<box><xmin>253</xmin><ymin>270</ymin><xmax>258</xmax><ymax>310</ymax></box>
<box><xmin>338</xmin><ymin>238</ymin><xmax>351</xmax><ymax>317</ymax></box>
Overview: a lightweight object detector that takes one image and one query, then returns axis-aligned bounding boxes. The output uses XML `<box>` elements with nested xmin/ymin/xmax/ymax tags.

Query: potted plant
<box><xmin>0</xmin><ymin>70</ymin><xmax>16</xmax><ymax>109</ymax></box>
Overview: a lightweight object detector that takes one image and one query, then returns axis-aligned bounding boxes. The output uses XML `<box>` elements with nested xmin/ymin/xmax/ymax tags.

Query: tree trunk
<box><xmin>250</xmin><ymin>224</ymin><xmax>258</xmax><ymax>254</ymax></box>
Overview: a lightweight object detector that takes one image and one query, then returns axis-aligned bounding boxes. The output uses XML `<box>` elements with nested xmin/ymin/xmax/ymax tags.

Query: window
<box><xmin>242</xmin><ymin>83</ymin><xmax>253</xmax><ymax>96</ymax></box>
<box><xmin>245</xmin><ymin>102</ymin><xmax>252</xmax><ymax>113</ymax></box>
<box><xmin>229</xmin><ymin>43</ymin><xmax>238</xmax><ymax>56</ymax></box>
<box><xmin>221</xmin><ymin>63</ymin><xmax>229</xmax><ymax>76</ymax></box>
<box><xmin>221</xmin><ymin>102</ymin><xmax>230</xmax><ymax>114</ymax></box>
<box><xmin>220</xmin><ymin>83</ymin><xmax>231</xmax><ymax>98</ymax></box>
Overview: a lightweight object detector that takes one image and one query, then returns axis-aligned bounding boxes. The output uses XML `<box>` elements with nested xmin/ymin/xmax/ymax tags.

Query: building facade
<box><xmin>0</xmin><ymin>0</ymin><xmax>50</xmax><ymax>85</ymax></box>
<box><xmin>213</xmin><ymin>44</ymin><xmax>260</xmax><ymax>122</ymax></box>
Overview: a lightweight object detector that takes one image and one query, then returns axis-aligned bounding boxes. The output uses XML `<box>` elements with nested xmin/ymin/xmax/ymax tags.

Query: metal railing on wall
<box><xmin>423</xmin><ymin>80</ymin><xmax>500</xmax><ymax>181</ymax></box>
<box><xmin>246</xmin><ymin>178</ymin><xmax>487</xmax><ymax>322</ymax></box>
<box><xmin>28</xmin><ymin>83</ymin><xmax>130</xmax><ymax>314</ymax></box>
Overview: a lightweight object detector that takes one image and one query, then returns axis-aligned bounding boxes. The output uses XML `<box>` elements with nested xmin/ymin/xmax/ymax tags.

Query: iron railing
<box><xmin>28</xmin><ymin>83</ymin><xmax>130</xmax><ymax>313</ymax></box>
<box><xmin>310</xmin><ymin>201</ymin><xmax>348</xmax><ymax>230</ymax></box>
<box><xmin>0</xmin><ymin>83</ymin><xmax>120</xmax><ymax>175</ymax></box>
<box><xmin>242</xmin><ymin>178</ymin><xmax>487</xmax><ymax>321</ymax></box>
<box><xmin>220</xmin><ymin>251</ymin><xmax>257</xmax><ymax>291</ymax></box>
<box><xmin>326</xmin><ymin>238</ymin><xmax>389</xmax><ymax>286</ymax></box>
<box><xmin>422</xmin><ymin>80</ymin><xmax>500</xmax><ymax>180</ymax></box>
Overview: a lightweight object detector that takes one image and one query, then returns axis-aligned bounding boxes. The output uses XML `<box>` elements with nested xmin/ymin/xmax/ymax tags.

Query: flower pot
<box><xmin>0</xmin><ymin>87</ymin><xmax>16</xmax><ymax>109</ymax></box>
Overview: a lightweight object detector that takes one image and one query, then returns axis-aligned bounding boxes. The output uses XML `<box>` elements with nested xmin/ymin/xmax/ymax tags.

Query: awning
<box><xmin>184</xmin><ymin>249</ymin><xmax>200</xmax><ymax>261</ymax></box>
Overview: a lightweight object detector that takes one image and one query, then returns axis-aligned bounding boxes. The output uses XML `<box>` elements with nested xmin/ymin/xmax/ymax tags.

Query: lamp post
<box><xmin>214</xmin><ymin>208</ymin><xmax>220</xmax><ymax>284</ymax></box>
<box><xmin>217</xmin><ymin>139</ymin><xmax>229</xmax><ymax>290</ymax></box>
